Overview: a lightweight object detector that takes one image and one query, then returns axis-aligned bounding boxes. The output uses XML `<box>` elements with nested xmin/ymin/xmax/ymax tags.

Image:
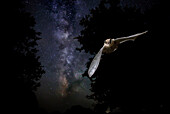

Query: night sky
<box><xmin>23</xmin><ymin>0</ymin><xmax>101</xmax><ymax>112</ymax></box>
<box><xmin>13</xmin><ymin>0</ymin><xmax>168</xmax><ymax>113</ymax></box>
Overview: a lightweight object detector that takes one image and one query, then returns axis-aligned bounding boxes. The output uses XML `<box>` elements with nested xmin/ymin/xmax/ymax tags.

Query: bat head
<box><xmin>103</xmin><ymin>38</ymin><xmax>117</xmax><ymax>53</ymax></box>
<box><xmin>104</xmin><ymin>39</ymin><xmax>111</xmax><ymax>44</ymax></box>
<box><xmin>104</xmin><ymin>38</ymin><xmax>114</xmax><ymax>47</ymax></box>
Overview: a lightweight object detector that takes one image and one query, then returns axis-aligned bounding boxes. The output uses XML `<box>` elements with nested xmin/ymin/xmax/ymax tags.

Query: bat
<box><xmin>88</xmin><ymin>31</ymin><xmax>148</xmax><ymax>77</ymax></box>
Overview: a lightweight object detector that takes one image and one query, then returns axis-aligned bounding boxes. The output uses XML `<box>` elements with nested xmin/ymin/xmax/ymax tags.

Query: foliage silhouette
<box><xmin>76</xmin><ymin>0</ymin><xmax>170</xmax><ymax>113</ymax></box>
<box><xmin>4</xmin><ymin>0</ymin><xmax>45</xmax><ymax>113</ymax></box>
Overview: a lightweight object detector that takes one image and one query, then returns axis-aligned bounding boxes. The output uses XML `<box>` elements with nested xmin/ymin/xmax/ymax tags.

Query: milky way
<box><xmin>24</xmin><ymin>0</ymin><xmax>101</xmax><ymax>112</ymax></box>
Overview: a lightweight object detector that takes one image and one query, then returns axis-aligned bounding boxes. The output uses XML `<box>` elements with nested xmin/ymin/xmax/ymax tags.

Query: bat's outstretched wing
<box><xmin>88</xmin><ymin>45</ymin><xmax>105</xmax><ymax>77</ymax></box>
<box><xmin>115</xmin><ymin>31</ymin><xmax>148</xmax><ymax>44</ymax></box>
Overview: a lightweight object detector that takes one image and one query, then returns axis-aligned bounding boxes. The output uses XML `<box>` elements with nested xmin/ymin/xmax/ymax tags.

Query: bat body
<box><xmin>88</xmin><ymin>31</ymin><xmax>148</xmax><ymax>77</ymax></box>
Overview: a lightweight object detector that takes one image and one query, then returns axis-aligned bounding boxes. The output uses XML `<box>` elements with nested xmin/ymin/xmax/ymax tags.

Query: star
<box><xmin>24</xmin><ymin>0</ymin><xmax>101</xmax><ymax>112</ymax></box>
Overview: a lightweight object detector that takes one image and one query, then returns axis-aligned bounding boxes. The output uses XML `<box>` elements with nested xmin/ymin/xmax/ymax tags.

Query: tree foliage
<box><xmin>7</xmin><ymin>1</ymin><xmax>45</xmax><ymax>91</ymax></box>
<box><xmin>4</xmin><ymin>1</ymin><xmax>45</xmax><ymax>113</ymax></box>
<box><xmin>76</xmin><ymin>0</ymin><xmax>170</xmax><ymax>113</ymax></box>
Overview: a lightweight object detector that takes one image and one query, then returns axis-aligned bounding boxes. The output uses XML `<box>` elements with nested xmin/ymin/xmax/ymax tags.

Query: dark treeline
<box><xmin>3</xmin><ymin>0</ymin><xmax>45</xmax><ymax>114</ymax></box>
<box><xmin>76</xmin><ymin>0</ymin><xmax>170</xmax><ymax>113</ymax></box>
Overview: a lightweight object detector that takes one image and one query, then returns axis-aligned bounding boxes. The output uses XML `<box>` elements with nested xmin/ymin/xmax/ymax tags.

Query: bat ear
<box><xmin>110</xmin><ymin>39</ymin><xmax>112</xmax><ymax>44</ymax></box>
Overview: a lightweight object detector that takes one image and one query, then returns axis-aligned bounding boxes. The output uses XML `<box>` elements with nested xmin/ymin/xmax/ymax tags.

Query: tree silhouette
<box><xmin>4</xmin><ymin>1</ymin><xmax>45</xmax><ymax>113</ymax></box>
<box><xmin>75</xmin><ymin>0</ymin><xmax>170</xmax><ymax>113</ymax></box>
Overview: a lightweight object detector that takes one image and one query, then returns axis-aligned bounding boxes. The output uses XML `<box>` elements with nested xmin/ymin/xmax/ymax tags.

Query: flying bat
<box><xmin>88</xmin><ymin>31</ymin><xmax>148</xmax><ymax>77</ymax></box>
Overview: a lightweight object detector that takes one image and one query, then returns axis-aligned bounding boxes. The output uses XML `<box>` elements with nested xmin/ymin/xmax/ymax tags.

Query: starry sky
<box><xmin>24</xmin><ymin>0</ymin><xmax>101</xmax><ymax>112</ymax></box>
<box><xmin>22</xmin><ymin>0</ymin><xmax>160</xmax><ymax>113</ymax></box>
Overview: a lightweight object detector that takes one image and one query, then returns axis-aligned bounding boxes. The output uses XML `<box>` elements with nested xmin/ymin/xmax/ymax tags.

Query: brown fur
<box><xmin>103</xmin><ymin>39</ymin><xmax>119</xmax><ymax>54</ymax></box>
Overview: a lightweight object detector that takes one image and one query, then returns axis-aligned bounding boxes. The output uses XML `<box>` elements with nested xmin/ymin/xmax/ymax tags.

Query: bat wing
<box><xmin>115</xmin><ymin>31</ymin><xmax>148</xmax><ymax>44</ymax></box>
<box><xmin>88</xmin><ymin>45</ymin><xmax>105</xmax><ymax>77</ymax></box>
